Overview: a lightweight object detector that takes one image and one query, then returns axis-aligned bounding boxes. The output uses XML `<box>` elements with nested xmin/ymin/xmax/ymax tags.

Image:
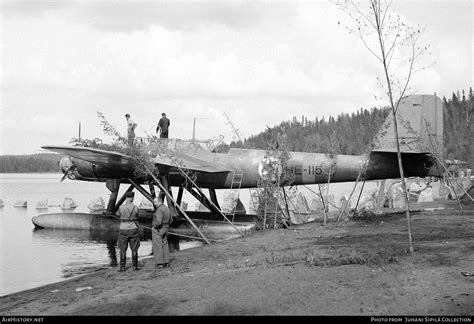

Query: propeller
<box><xmin>60</xmin><ymin>162</ymin><xmax>77</xmax><ymax>182</ymax></box>
<box><xmin>60</xmin><ymin>164</ymin><xmax>76</xmax><ymax>182</ymax></box>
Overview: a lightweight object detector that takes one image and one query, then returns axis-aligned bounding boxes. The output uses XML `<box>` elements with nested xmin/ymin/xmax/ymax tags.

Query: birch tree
<box><xmin>337</xmin><ymin>0</ymin><xmax>433</xmax><ymax>254</ymax></box>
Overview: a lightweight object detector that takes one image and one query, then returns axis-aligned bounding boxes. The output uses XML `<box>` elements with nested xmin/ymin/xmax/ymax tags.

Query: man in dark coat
<box><xmin>156</xmin><ymin>113</ymin><xmax>170</xmax><ymax>138</ymax></box>
<box><xmin>152</xmin><ymin>191</ymin><xmax>171</xmax><ymax>268</ymax></box>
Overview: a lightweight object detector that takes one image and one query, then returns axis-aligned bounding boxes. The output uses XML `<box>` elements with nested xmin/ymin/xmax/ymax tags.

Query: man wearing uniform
<box><xmin>156</xmin><ymin>113</ymin><xmax>170</xmax><ymax>138</ymax></box>
<box><xmin>116</xmin><ymin>191</ymin><xmax>140</xmax><ymax>271</ymax></box>
<box><xmin>125</xmin><ymin>113</ymin><xmax>137</xmax><ymax>146</ymax></box>
<box><xmin>152</xmin><ymin>191</ymin><xmax>171</xmax><ymax>268</ymax></box>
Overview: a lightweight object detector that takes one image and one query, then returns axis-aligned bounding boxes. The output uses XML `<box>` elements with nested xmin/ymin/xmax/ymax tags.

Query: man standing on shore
<box><xmin>156</xmin><ymin>113</ymin><xmax>170</xmax><ymax>138</ymax></box>
<box><xmin>125</xmin><ymin>113</ymin><xmax>137</xmax><ymax>145</ymax></box>
<box><xmin>116</xmin><ymin>191</ymin><xmax>140</xmax><ymax>271</ymax></box>
<box><xmin>152</xmin><ymin>191</ymin><xmax>171</xmax><ymax>268</ymax></box>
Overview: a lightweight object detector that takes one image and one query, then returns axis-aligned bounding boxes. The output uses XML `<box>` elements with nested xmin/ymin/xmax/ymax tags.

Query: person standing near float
<box><xmin>152</xmin><ymin>191</ymin><xmax>171</xmax><ymax>268</ymax></box>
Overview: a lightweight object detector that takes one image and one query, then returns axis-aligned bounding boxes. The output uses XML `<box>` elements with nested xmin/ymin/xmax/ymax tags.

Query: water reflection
<box><xmin>106</xmin><ymin>239</ymin><xmax>118</xmax><ymax>267</ymax></box>
<box><xmin>31</xmin><ymin>227</ymin><xmax>193</xmax><ymax>274</ymax></box>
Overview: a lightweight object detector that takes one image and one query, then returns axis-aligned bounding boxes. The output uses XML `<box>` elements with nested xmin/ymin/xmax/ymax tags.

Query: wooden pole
<box><xmin>431</xmin><ymin>153</ymin><xmax>472</xmax><ymax>201</ymax></box>
<box><xmin>172</xmin><ymin>165</ymin><xmax>245</xmax><ymax>236</ymax></box>
<box><xmin>336</xmin><ymin>171</ymin><xmax>363</xmax><ymax>225</ymax></box>
<box><xmin>274</xmin><ymin>189</ymin><xmax>278</xmax><ymax>229</ymax></box>
<box><xmin>318</xmin><ymin>184</ymin><xmax>328</xmax><ymax>228</ymax></box>
<box><xmin>351</xmin><ymin>180</ymin><xmax>366</xmax><ymax>218</ymax></box>
<box><xmin>324</xmin><ymin>162</ymin><xmax>334</xmax><ymax>226</ymax></box>
<box><xmin>144</xmin><ymin>166</ymin><xmax>211</xmax><ymax>244</ymax></box>
<box><xmin>277</xmin><ymin>189</ymin><xmax>305</xmax><ymax>224</ymax></box>
<box><xmin>128</xmin><ymin>178</ymin><xmax>155</xmax><ymax>202</ymax></box>
<box><xmin>263</xmin><ymin>197</ymin><xmax>268</xmax><ymax>230</ymax></box>
<box><xmin>303</xmin><ymin>185</ymin><xmax>340</xmax><ymax>211</ymax></box>
<box><xmin>446</xmin><ymin>177</ymin><xmax>463</xmax><ymax>212</ymax></box>
<box><xmin>282</xmin><ymin>187</ymin><xmax>291</xmax><ymax>218</ymax></box>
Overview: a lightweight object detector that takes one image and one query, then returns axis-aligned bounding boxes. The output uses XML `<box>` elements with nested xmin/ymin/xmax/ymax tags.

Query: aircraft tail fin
<box><xmin>371</xmin><ymin>94</ymin><xmax>443</xmax><ymax>155</ymax></box>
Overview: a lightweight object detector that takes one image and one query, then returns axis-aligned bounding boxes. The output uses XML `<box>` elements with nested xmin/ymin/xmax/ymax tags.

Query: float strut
<box><xmin>105</xmin><ymin>179</ymin><xmax>121</xmax><ymax>214</ymax></box>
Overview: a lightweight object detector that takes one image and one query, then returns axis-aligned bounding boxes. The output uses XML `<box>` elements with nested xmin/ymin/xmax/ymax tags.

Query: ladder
<box><xmin>248</xmin><ymin>188</ymin><xmax>260</xmax><ymax>215</ymax></box>
<box><xmin>229</xmin><ymin>171</ymin><xmax>244</xmax><ymax>222</ymax></box>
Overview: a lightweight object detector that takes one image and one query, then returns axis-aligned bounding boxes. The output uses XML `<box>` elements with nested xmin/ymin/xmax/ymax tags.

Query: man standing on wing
<box><xmin>156</xmin><ymin>113</ymin><xmax>170</xmax><ymax>138</ymax></box>
<box><xmin>125</xmin><ymin>113</ymin><xmax>137</xmax><ymax>146</ymax></box>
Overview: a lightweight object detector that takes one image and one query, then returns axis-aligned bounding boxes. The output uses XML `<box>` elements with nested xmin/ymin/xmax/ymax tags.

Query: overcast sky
<box><xmin>1</xmin><ymin>0</ymin><xmax>472</xmax><ymax>155</ymax></box>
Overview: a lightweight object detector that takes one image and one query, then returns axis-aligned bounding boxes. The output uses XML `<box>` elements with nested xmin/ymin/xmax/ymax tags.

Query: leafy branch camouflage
<box><xmin>255</xmin><ymin>130</ymin><xmax>293</xmax><ymax>230</ymax></box>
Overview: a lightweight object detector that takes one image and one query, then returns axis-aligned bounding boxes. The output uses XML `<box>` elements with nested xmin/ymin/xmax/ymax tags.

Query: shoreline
<box><xmin>0</xmin><ymin>254</ymin><xmax>157</xmax><ymax>299</ymax></box>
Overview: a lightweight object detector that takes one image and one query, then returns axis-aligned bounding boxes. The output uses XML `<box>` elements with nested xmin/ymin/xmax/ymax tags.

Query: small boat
<box><xmin>0</xmin><ymin>199</ymin><xmax>4</xmax><ymax>208</ymax></box>
<box><xmin>87</xmin><ymin>197</ymin><xmax>105</xmax><ymax>213</ymax></box>
<box><xmin>35</xmin><ymin>199</ymin><xmax>49</xmax><ymax>209</ymax></box>
<box><xmin>14</xmin><ymin>200</ymin><xmax>27</xmax><ymax>208</ymax></box>
<box><xmin>61</xmin><ymin>197</ymin><xmax>78</xmax><ymax>210</ymax></box>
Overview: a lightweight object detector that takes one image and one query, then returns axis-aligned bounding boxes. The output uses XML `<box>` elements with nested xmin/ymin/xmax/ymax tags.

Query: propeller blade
<box><xmin>60</xmin><ymin>164</ymin><xmax>76</xmax><ymax>182</ymax></box>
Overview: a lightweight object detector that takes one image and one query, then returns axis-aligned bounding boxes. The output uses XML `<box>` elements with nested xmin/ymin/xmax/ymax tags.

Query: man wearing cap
<box><xmin>116</xmin><ymin>191</ymin><xmax>140</xmax><ymax>271</ymax></box>
<box><xmin>125</xmin><ymin>113</ymin><xmax>137</xmax><ymax>145</ymax></box>
<box><xmin>156</xmin><ymin>113</ymin><xmax>170</xmax><ymax>138</ymax></box>
<box><xmin>152</xmin><ymin>191</ymin><xmax>171</xmax><ymax>268</ymax></box>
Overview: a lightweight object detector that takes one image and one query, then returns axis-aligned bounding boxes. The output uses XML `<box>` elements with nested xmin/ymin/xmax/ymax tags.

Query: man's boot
<box><xmin>132</xmin><ymin>252</ymin><xmax>140</xmax><ymax>271</ymax></box>
<box><xmin>119</xmin><ymin>251</ymin><xmax>126</xmax><ymax>272</ymax></box>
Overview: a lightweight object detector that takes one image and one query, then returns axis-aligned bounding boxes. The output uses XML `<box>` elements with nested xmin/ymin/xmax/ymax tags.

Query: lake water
<box><xmin>0</xmin><ymin>173</ymin><xmax>205</xmax><ymax>296</ymax></box>
<box><xmin>0</xmin><ymin>173</ymin><xmax>377</xmax><ymax>296</ymax></box>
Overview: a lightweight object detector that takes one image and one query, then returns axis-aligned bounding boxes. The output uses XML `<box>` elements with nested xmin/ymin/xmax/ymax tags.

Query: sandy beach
<box><xmin>1</xmin><ymin>201</ymin><xmax>473</xmax><ymax>316</ymax></box>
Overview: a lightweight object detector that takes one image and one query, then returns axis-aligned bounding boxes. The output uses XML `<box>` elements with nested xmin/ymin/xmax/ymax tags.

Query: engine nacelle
<box><xmin>59</xmin><ymin>156</ymin><xmax>133</xmax><ymax>181</ymax></box>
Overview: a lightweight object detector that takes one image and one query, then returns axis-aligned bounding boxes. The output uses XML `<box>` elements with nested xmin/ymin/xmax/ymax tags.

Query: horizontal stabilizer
<box><xmin>367</xmin><ymin>150</ymin><xmax>442</xmax><ymax>178</ymax></box>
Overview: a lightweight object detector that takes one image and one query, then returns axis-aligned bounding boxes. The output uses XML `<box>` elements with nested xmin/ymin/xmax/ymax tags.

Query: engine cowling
<box><xmin>59</xmin><ymin>156</ymin><xmax>133</xmax><ymax>181</ymax></box>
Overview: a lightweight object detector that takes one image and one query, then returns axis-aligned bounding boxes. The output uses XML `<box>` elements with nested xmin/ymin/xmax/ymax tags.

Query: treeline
<box><xmin>246</xmin><ymin>106</ymin><xmax>389</xmax><ymax>155</ymax></box>
<box><xmin>217</xmin><ymin>106</ymin><xmax>390</xmax><ymax>155</ymax></box>
<box><xmin>443</xmin><ymin>88</ymin><xmax>473</xmax><ymax>167</ymax></box>
<box><xmin>0</xmin><ymin>153</ymin><xmax>61</xmax><ymax>173</ymax></box>
<box><xmin>217</xmin><ymin>88</ymin><xmax>473</xmax><ymax>167</ymax></box>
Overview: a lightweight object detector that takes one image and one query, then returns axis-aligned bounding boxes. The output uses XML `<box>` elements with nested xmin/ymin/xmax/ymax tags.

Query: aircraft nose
<box><xmin>59</xmin><ymin>156</ymin><xmax>73</xmax><ymax>174</ymax></box>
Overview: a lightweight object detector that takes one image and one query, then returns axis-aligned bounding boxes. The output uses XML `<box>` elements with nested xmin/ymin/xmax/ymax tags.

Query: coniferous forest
<box><xmin>0</xmin><ymin>88</ymin><xmax>472</xmax><ymax>172</ymax></box>
<box><xmin>0</xmin><ymin>153</ymin><xmax>61</xmax><ymax>173</ymax></box>
<box><xmin>443</xmin><ymin>89</ymin><xmax>473</xmax><ymax>166</ymax></box>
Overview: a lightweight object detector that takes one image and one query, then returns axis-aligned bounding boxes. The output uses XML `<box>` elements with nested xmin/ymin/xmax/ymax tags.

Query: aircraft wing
<box><xmin>42</xmin><ymin>145</ymin><xmax>231</xmax><ymax>174</ymax></box>
<box><xmin>42</xmin><ymin>145</ymin><xmax>132</xmax><ymax>170</ymax></box>
<box><xmin>152</xmin><ymin>151</ymin><xmax>232</xmax><ymax>173</ymax></box>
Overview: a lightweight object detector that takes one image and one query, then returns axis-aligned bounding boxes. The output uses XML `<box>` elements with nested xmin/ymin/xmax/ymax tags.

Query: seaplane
<box><xmin>33</xmin><ymin>94</ymin><xmax>444</xmax><ymax>242</ymax></box>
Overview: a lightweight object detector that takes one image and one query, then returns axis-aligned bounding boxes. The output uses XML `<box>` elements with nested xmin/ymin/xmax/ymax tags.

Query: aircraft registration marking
<box><xmin>307</xmin><ymin>164</ymin><xmax>323</xmax><ymax>175</ymax></box>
